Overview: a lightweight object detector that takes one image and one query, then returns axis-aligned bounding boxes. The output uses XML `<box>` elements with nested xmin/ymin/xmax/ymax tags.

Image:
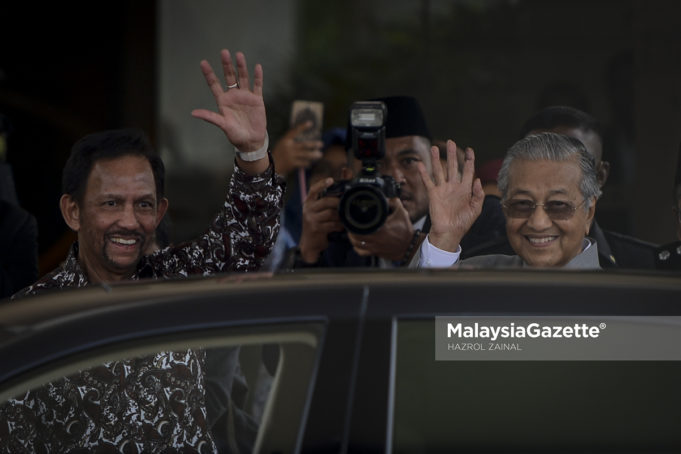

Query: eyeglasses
<box><xmin>502</xmin><ymin>199</ymin><xmax>586</xmax><ymax>221</ymax></box>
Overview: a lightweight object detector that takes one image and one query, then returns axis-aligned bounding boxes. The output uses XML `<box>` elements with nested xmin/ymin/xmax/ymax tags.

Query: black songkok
<box><xmin>375</xmin><ymin>95</ymin><xmax>432</xmax><ymax>140</ymax></box>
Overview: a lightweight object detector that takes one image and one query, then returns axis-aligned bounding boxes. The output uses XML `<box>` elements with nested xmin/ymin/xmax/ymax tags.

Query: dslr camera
<box><xmin>323</xmin><ymin>101</ymin><xmax>400</xmax><ymax>235</ymax></box>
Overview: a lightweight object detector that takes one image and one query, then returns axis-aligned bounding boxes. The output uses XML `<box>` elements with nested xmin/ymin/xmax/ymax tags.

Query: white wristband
<box><xmin>235</xmin><ymin>131</ymin><xmax>269</xmax><ymax>162</ymax></box>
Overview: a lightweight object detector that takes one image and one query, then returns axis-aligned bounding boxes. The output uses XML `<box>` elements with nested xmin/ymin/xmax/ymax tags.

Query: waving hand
<box><xmin>418</xmin><ymin>140</ymin><xmax>485</xmax><ymax>252</ymax></box>
<box><xmin>192</xmin><ymin>49</ymin><xmax>267</xmax><ymax>154</ymax></box>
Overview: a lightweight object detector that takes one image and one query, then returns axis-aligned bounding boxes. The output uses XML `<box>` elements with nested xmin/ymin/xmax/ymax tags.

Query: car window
<box><xmin>390</xmin><ymin>319</ymin><xmax>681</xmax><ymax>453</ymax></box>
<box><xmin>0</xmin><ymin>324</ymin><xmax>323</xmax><ymax>453</ymax></box>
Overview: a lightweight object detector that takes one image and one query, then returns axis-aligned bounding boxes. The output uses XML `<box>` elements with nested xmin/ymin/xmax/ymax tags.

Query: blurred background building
<box><xmin>1</xmin><ymin>0</ymin><xmax>680</xmax><ymax>276</ymax></box>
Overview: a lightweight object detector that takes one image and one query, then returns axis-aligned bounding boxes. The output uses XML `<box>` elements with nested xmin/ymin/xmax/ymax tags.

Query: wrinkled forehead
<box><xmin>507</xmin><ymin>157</ymin><xmax>582</xmax><ymax>196</ymax></box>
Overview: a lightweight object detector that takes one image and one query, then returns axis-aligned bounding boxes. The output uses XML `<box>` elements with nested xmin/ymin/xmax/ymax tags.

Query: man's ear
<box><xmin>585</xmin><ymin>197</ymin><xmax>597</xmax><ymax>235</ymax></box>
<box><xmin>60</xmin><ymin>194</ymin><xmax>81</xmax><ymax>232</ymax></box>
<box><xmin>597</xmin><ymin>161</ymin><xmax>610</xmax><ymax>188</ymax></box>
<box><xmin>156</xmin><ymin>197</ymin><xmax>169</xmax><ymax>226</ymax></box>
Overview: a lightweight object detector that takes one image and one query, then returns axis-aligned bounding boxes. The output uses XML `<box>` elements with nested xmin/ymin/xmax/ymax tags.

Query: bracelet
<box><xmin>398</xmin><ymin>229</ymin><xmax>422</xmax><ymax>266</ymax></box>
<box><xmin>235</xmin><ymin>131</ymin><xmax>269</xmax><ymax>162</ymax></box>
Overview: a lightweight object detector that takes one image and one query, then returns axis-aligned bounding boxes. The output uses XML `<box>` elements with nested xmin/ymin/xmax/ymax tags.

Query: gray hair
<box><xmin>497</xmin><ymin>132</ymin><xmax>602</xmax><ymax>208</ymax></box>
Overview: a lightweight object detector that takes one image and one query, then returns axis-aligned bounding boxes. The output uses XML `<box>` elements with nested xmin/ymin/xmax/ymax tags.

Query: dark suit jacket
<box><xmin>589</xmin><ymin>221</ymin><xmax>657</xmax><ymax>269</ymax></box>
<box><xmin>655</xmin><ymin>241</ymin><xmax>681</xmax><ymax>270</ymax></box>
<box><xmin>0</xmin><ymin>199</ymin><xmax>39</xmax><ymax>299</ymax></box>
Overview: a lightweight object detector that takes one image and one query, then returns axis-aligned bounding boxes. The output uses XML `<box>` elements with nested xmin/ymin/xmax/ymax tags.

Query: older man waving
<box><xmin>415</xmin><ymin>132</ymin><xmax>602</xmax><ymax>269</ymax></box>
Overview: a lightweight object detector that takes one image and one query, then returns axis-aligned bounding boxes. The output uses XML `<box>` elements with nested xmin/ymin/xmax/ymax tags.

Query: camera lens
<box><xmin>339</xmin><ymin>185</ymin><xmax>388</xmax><ymax>234</ymax></box>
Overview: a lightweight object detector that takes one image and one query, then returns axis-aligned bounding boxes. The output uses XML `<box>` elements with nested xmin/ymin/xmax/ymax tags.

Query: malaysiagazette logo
<box><xmin>448</xmin><ymin>321</ymin><xmax>606</xmax><ymax>341</ymax></box>
<box><xmin>436</xmin><ymin>316</ymin><xmax>681</xmax><ymax>360</ymax></box>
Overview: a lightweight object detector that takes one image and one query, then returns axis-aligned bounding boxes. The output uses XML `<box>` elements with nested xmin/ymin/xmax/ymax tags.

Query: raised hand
<box><xmin>271</xmin><ymin>121</ymin><xmax>324</xmax><ymax>177</ymax></box>
<box><xmin>191</xmin><ymin>49</ymin><xmax>266</xmax><ymax>153</ymax></box>
<box><xmin>418</xmin><ymin>140</ymin><xmax>485</xmax><ymax>252</ymax></box>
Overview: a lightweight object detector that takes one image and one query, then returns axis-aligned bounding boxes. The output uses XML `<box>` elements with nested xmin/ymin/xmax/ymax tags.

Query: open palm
<box><xmin>418</xmin><ymin>140</ymin><xmax>485</xmax><ymax>252</ymax></box>
<box><xmin>192</xmin><ymin>49</ymin><xmax>267</xmax><ymax>152</ymax></box>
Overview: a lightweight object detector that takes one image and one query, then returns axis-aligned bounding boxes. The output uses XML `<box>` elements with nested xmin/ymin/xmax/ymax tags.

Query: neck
<box><xmin>85</xmin><ymin>268</ymin><xmax>130</xmax><ymax>284</ymax></box>
<box><xmin>78</xmin><ymin>252</ymin><xmax>134</xmax><ymax>284</ymax></box>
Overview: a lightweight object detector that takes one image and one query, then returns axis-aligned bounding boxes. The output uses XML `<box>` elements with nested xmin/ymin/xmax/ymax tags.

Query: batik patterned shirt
<box><xmin>13</xmin><ymin>161</ymin><xmax>283</xmax><ymax>295</ymax></box>
<box><xmin>0</xmin><ymin>162</ymin><xmax>284</xmax><ymax>453</ymax></box>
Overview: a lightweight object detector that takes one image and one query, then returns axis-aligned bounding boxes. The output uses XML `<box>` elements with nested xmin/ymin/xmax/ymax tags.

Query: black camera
<box><xmin>322</xmin><ymin>101</ymin><xmax>400</xmax><ymax>235</ymax></box>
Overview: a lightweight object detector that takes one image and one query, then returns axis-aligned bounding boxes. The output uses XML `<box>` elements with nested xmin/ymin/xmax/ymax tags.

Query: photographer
<box><xmin>288</xmin><ymin>96</ymin><xmax>505</xmax><ymax>269</ymax></box>
<box><xmin>287</xmin><ymin>96</ymin><xmax>429</xmax><ymax>268</ymax></box>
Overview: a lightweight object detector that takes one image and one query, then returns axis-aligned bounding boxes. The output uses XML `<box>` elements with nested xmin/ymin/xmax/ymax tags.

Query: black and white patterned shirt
<box><xmin>1</xmin><ymin>162</ymin><xmax>284</xmax><ymax>453</ymax></box>
<box><xmin>13</xmin><ymin>162</ymin><xmax>283</xmax><ymax>295</ymax></box>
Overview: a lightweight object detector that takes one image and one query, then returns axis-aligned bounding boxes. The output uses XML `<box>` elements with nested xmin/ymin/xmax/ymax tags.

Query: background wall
<box><xmin>2</xmin><ymin>0</ymin><xmax>680</xmax><ymax>275</ymax></box>
<box><xmin>0</xmin><ymin>1</ymin><xmax>156</xmax><ymax>273</ymax></box>
<box><xmin>158</xmin><ymin>0</ymin><xmax>297</xmax><ymax>241</ymax></box>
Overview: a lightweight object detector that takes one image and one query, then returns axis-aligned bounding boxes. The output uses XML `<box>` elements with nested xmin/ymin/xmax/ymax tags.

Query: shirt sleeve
<box><xmin>419</xmin><ymin>234</ymin><xmax>461</xmax><ymax>268</ymax></box>
<box><xmin>155</xmin><ymin>156</ymin><xmax>285</xmax><ymax>276</ymax></box>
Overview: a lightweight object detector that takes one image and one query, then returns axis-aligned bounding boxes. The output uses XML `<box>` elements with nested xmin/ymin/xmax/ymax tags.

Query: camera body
<box><xmin>323</xmin><ymin>101</ymin><xmax>400</xmax><ymax>235</ymax></box>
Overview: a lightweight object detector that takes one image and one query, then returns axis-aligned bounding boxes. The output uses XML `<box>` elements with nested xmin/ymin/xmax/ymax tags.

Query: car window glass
<box><xmin>390</xmin><ymin>319</ymin><xmax>681</xmax><ymax>452</ymax></box>
<box><xmin>0</xmin><ymin>325</ymin><xmax>322</xmax><ymax>453</ymax></box>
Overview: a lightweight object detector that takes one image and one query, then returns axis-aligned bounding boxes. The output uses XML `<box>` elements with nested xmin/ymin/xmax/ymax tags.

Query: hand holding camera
<box><xmin>347</xmin><ymin>197</ymin><xmax>415</xmax><ymax>261</ymax></box>
<box><xmin>298</xmin><ymin>177</ymin><xmax>344</xmax><ymax>264</ymax></box>
<box><xmin>271</xmin><ymin>121</ymin><xmax>323</xmax><ymax>177</ymax></box>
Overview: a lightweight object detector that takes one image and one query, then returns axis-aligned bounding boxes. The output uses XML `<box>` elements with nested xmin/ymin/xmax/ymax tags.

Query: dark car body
<box><xmin>1</xmin><ymin>268</ymin><xmax>680</xmax><ymax>453</ymax></box>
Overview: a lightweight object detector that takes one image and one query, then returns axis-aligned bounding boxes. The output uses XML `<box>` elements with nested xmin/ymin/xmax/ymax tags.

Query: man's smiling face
<box><xmin>63</xmin><ymin>154</ymin><xmax>167</xmax><ymax>282</ymax></box>
<box><xmin>504</xmin><ymin>157</ymin><xmax>595</xmax><ymax>267</ymax></box>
